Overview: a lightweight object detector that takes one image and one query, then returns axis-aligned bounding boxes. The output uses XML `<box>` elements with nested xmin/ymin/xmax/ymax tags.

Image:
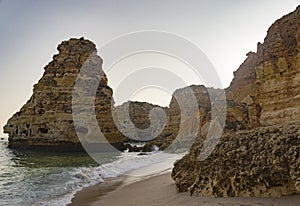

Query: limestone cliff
<box><xmin>227</xmin><ymin>5</ymin><xmax>300</xmax><ymax>127</ymax></box>
<box><xmin>137</xmin><ymin>85</ymin><xmax>214</xmax><ymax>152</ymax></box>
<box><xmin>113</xmin><ymin>85</ymin><xmax>246</xmax><ymax>153</ymax></box>
<box><xmin>172</xmin><ymin>6</ymin><xmax>300</xmax><ymax>197</ymax></box>
<box><xmin>113</xmin><ymin>101</ymin><xmax>166</xmax><ymax>143</ymax></box>
<box><xmin>4</xmin><ymin>38</ymin><xmax>125</xmax><ymax>151</ymax></box>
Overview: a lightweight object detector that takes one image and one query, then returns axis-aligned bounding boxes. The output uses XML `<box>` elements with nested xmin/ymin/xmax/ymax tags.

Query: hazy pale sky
<box><xmin>0</xmin><ymin>0</ymin><xmax>299</xmax><ymax>137</ymax></box>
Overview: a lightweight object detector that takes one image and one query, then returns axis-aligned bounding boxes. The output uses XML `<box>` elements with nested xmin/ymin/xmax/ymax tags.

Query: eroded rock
<box><xmin>4</xmin><ymin>38</ymin><xmax>125</xmax><ymax>151</ymax></box>
<box><xmin>172</xmin><ymin>123</ymin><xmax>300</xmax><ymax>197</ymax></box>
<box><xmin>172</xmin><ymin>6</ymin><xmax>300</xmax><ymax>197</ymax></box>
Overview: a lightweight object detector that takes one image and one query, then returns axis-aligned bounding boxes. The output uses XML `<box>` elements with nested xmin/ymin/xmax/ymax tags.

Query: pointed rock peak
<box><xmin>57</xmin><ymin>37</ymin><xmax>97</xmax><ymax>54</ymax></box>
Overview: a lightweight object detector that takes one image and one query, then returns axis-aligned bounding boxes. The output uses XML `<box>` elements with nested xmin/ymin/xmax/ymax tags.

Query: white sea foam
<box><xmin>38</xmin><ymin>151</ymin><xmax>184</xmax><ymax>206</ymax></box>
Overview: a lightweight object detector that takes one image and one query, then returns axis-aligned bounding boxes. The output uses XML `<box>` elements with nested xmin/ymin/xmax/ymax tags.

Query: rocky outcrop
<box><xmin>172</xmin><ymin>6</ymin><xmax>300</xmax><ymax>197</ymax></box>
<box><xmin>143</xmin><ymin>85</ymin><xmax>217</xmax><ymax>151</ymax></box>
<box><xmin>113</xmin><ymin>85</ymin><xmax>219</xmax><ymax>152</ymax></box>
<box><xmin>113</xmin><ymin>85</ymin><xmax>215</xmax><ymax>152</ymax></box>
<box><xmin>113</xmin><ymin>101</ymin><xmax>166</xmax><ymax>151</ymax></box>
<box><xmin>114</xmin><ymin>84</ymin><xmax>247</xmax><ymax>152</ymax></box>
<box><xmin>3</xmin><ymin>38</ymin><xmax>125</xmax><ymax>151</ymax></box>
<box><xmin>172</xmin><ymin>122</ymin><xmax>300</xmax><ymax>197</ymax></box>
<box><xmin>143</xmin><ymin>85</ymin><xmax>249</xmax><ymax>151</ymax></box>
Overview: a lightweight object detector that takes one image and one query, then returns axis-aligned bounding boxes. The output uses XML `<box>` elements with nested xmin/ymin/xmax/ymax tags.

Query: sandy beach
<box><xmin>69</xmin><ymin>172</ymin><xmax>300</xmax><ymax>206</ymax></box>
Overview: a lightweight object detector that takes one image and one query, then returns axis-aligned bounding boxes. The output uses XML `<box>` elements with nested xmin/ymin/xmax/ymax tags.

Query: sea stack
<box><xmin>3</xmin><ymin>38</ymin><xmax>125</xmax><ymax>151</ymax></box>
<box><xmin>172</xmin><ymin>6</ymin><xmax>300</xmax><ymax>197</ymax></box>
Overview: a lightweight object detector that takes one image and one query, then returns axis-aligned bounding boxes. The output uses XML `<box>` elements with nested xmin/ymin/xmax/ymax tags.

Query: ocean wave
<box><xmin>35</xmin><ymin>151</ymin><xmax>181</xmax><ymax>206</ymax></box>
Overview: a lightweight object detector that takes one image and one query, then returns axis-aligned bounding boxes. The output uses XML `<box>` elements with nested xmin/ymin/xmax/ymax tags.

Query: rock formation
<box><xmin>143</xmin><ymin>84</ymin><xmax>249</xmax><ymax>152</ymax></box>
<box><xmin>144</xmin><ymin>85</ymin><xmax>224</xmax><ymax>151</ymax></box>
<box><xmin>114</xmin><ymin>86</ymin><xmax>215</xmax><ymax>152</ymax></box>
<box><xmin>172</xmin><ymin>5</ymin><xmax>300</xmax><ymax>197</ymax></box>
<box><xmin>4</xmin><ymin>5</ymin><xmax>300</xmax><ymax>197</ymax></box>
<box><xmin>113</xmin><ymin>101</ymin><xmax>166</xmax><ymax>151</ymax></box>
<box><xmin>172</xmin><ymin>122</ymin><xmax>300</xmax><ymax>197</ymax></box>
<box><xmin>4</xmin><ymin>38</ymin><xmax>125</xmax><ymax>151</ymax></box>
<box><xmin>115</xmin><ymin>85</ymin><xmax>246</xmax><ymax>153</ymax></box>
<box><xmin>227</xmin><ymin>5</ymin><xmax>300</xmax><ymax>127</ymax></box>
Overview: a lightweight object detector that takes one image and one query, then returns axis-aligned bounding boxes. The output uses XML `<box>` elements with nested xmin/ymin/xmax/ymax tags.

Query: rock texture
<box><xmin>4</xmin><ymin>38</ymin><xmax>125</xmax><ymax>151</ymax></box>
<box><xmin>114</xmin><ymin>84</ymin><xmax>249</xmax><ymax>152</ymax></box>
<box><xmin>227</xmin><ymin>5</ymin><xmax>300</xmax><ymax>127</ymax></box>
<box><xmin>172</xmin><ymin>6</ymin><xmax>300</xmax><ymax>197</ymax></box>
<box><xmin>113</xmin><ymin>101</ymin><xmax>166</xmax><ymax>151</ymax></box>
<box><xmin>142</xmin><ymin>85</ymin><xmax>223</xmax><ymax>151</ymax></box>
<box><xmin>4</xmin><ymin>6</ymin><xmax>300</xmax><ymax>197</ymax></box>
<box><xmin>172</xmin><ymin>122</ymin><xmax>300</xmax><ymax>197</ymax></box>
<box><xmin>145</xmin><ymin>84</ymin><xmax>249</xmax><ymax>151</ymax></box>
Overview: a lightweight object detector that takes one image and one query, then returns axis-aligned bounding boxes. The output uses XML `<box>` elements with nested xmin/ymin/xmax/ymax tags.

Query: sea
<box><xmin>0</xmin><ymin>139</ymin><xmax>181</xmax><ymax>206</ymax></box>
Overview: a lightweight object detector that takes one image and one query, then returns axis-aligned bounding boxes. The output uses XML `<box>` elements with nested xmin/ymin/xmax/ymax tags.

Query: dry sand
<box><xmin>69</xmin><ymin>172</ymin><xmax>300</xmax><ymax>206</ymax></box>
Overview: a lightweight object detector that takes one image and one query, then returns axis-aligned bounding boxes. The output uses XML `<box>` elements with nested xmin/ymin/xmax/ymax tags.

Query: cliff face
<box><xmin>114</xmin><ymin>85</ymin><xmax>247</xmax><ymax>152</ymax></box>
<box><xmin>141</xmin><ymin>85</ymin><xmax>249</xmax><ymax>152</ymax></box>
<box><xmin>4</xmin><ymin>38</ymin><xmax>125</xmax><ymax>151</ymax></box>
<box><xmin>114</xmin><ymin>101</ymin><xmax>166</xmax><ymax>143</ymax></box>
<box><xmin>255</xmin><ymin>8</ymin><xmax>300</xmax><ymax>126</ymax></box>
<box><xmin>148</xmin><ymin>85</ymin><xmax>212</xmax><ymax>151</ymax></box>
<box><xmin>227</xmin><ymin>6</ymin><xmax>300</xmax><ymax>127</ymax></box>
<box><xmin>143</xmin><ymin>85</ymin><xmax>221</xmax><ymax>151</ymax></box>
<box><xmin>172</xmin><ymin>6</ymin><xmax>300</xmax><ymax>197</ymax></box>
<box><xmin>113</xmin><ymin>86</ymin><xmax>216</xmax><ymax>152</ymax></box>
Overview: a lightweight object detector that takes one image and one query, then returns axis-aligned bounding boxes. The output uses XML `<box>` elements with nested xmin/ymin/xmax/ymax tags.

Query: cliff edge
<box><xmin>172</xmin><ymin>5</ymin><xmax>300</xmax><ymax>197</ymax></box>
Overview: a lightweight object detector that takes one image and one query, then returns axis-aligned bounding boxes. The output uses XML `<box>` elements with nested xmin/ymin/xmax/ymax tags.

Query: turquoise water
<box><xmin>0</xmin><ymin>141</ymin><xmax>119</xmax><ymax>206</ymax></box>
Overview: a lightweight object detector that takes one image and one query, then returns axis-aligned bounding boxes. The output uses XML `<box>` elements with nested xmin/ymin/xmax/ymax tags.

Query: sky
<box><xmin>0</xmin><ymin>0</ymin><xmax>299</xmax><ymax>137</ymax></box>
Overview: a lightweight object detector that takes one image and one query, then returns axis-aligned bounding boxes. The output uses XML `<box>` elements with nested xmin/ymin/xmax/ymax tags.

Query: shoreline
<box><xmin>69</xmin><ymin>152</ymin><xmax>182</xmax><ymax>206</ymax></box>
<box><xmin>68</xmin><ymin>176</ymin><xmax>125</xmax><ymax>206</ymax></box>
<box><xmin>68</xmin><ymin>169</ymin><xmax>171</xmax><ymax>206</ymax></box>
<box><xmin>69</xmin><ymin>172</ymin><xmax>300</xmax><ymax>206</ymax></box>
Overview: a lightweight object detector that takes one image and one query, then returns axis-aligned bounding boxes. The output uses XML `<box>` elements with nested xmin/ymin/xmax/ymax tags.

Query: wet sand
<box><xmin>69</xmin><ymin>172</ymin><xmax>300</xmax><ymax>206</ymax></box>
